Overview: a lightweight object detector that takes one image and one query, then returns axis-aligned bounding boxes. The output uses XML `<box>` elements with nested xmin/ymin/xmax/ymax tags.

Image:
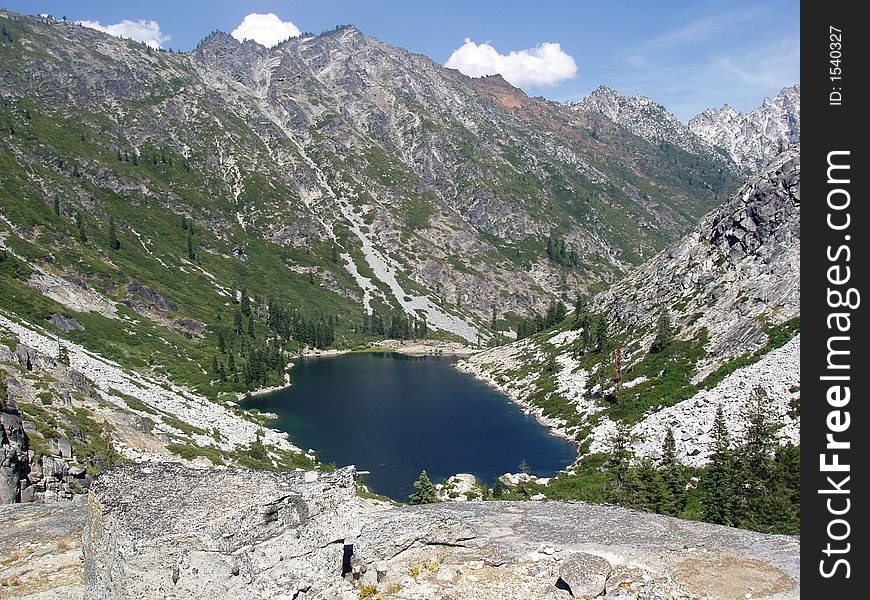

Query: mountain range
<box><xmin>1</xmin><ymin>8</ymin><xmax>798</xmax><ymax>501</ymax></box>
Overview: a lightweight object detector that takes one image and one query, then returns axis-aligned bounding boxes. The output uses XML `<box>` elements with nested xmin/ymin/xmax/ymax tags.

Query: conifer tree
<box><xmin>770</xmin><ymin>443</ymin><xmax>800</xmax><ymax>534</ymax></box>
<box><xmin>75</xmin><ymin>212</ymin><xmax>87</xmax><ymax>242</ymax></box>
<box><xmin>186</xmin><ymin>229</ymin><xmax>195</xmax><ymax>260</ymax></box>
<box><xmin>107</xmin><ymin>216</ymin><xmax>121</xmax><ymax>250</ymax></box>
<box><xmin>595</xmin><ymin>315</ymin><xmax>609</xmax><ymax>352</ymax></box>
<box><xmin>660</xmin><ymin>427</ymin><xmax>685</xmax><ymax>515</ymax></box>
<box><xmin>248</xmin><ymin>434</ymin><xmax>267</xmax><ymax>461</ymax></box>
<box><xmin>632</xmin><ymin>459</ymin><xmax>669</xmax><ymax>513</ymax></box>
<box><xmin>651</xmin><ymin>309</ymin><xmax>674</xmax><ymax>353</ymax></box>
<box><xmin>700</xmin><ymin>404</ymin><xmax>734</xmax><ymax>525</ymax></box>
<box><xmin>732</xmin><ymin>387</ymin><xmax>779</xmax><ymax>530</ymax></box>
<box><xmin>573</xmin><ymin>295</ymin><xmax>586</xmax><ymax>318</ymax></box>
<box><xmin>491</xmin><ymin>480</ymin><xmax>504</xmax><ymax>499</ymax></box>
<box><xmin>53</xmin><ymin>196</ymin><xmax>60</xmax><ymax>216</ymax></box>
<box><xmin>409</xmin><ymin>470</ymin><xmax>438</xmax><ymax>505</ymax></box>
<box><xmin>233</xmin><ymin>310</ymin><xmax>244</xmax><ymax>335</ymax></box>
<box><xmin>240</xmin><ymin>288</ymin><xmax>251</xmax><ymax>316</ymax></box>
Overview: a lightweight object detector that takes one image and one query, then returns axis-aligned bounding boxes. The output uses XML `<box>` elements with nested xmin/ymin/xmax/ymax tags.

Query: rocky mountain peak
<box><xmin>688</xmin><ymin>84</ymin><xmax>800</xmax><ymax>171</ymax></box>
<box><xmin>567</xmin><ymin>85</ymin><xmax>721</xmax><ymax>161</ymax></box>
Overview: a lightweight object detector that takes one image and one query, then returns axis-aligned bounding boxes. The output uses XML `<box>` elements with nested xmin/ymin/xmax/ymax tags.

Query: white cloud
<box><xmin>445</xmin><ymin>39</ymin><xmax>577</xmax><ymax>88</ymax></box>
<box><xmin>231</xmin><ymin>13</ymin><xmax>301</xmax><ymax>48</ymax></box>
<box><xmin>77</xmin><ymin>19</ymin><xmax>170</xmax><ymax>49</ymax></box>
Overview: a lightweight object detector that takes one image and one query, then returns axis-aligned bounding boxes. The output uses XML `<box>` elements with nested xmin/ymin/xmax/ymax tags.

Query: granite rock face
<box><xmin>84</xmin><ymin>464</ymin><xmax>367</xmax><ymax>600</ymax></box>
<box><xmin>83</xmin><ymin>464</ymin><xmax>800</xmax><ymax>599</ymax></box>
<box><xmin>0</xmin><ymin>497</ymin><xmax>89</xmax><ymax>598</ymax></box>
<box><xmin>1</xmin><ymin>400</ymin><xmax>29</xmax><ymax>503</ymax></box>
<box><xmin>689</xmin><ymin>85</ymin><xmax>800</xmax><ymax>171</ymax></box>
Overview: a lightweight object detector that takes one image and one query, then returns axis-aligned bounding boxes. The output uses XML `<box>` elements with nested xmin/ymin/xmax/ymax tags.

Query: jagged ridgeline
<box><xmin>0</xmin><ymin>9</ymin><xmax>744</xmax><ymax>370</ymax></box>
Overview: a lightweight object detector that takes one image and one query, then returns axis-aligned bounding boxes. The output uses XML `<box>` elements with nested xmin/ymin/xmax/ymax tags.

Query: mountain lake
<box><xmin>244</xmin><ymin>352</ymin><xmax>577</xmax><ymax>501</ymax></box>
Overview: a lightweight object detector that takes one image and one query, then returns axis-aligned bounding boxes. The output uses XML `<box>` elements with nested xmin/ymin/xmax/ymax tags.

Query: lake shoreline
<box><xmin>243</xmin><ymin>350</ymin><xmax>576</xmax><ymax>499</ymax></box>
<box><xmin>244</xmin><ymin>339</ymin><xmax>480</xmax><ymax>399</ymax></box>
<box><xmin>454</xmin><ymin>358</ymin><xmax>583</xmax><ymax>461</ymax></box>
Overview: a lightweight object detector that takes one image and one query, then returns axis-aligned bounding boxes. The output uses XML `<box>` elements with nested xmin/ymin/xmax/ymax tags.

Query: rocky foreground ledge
<box><xmin>75</xmin><ymin>464</ymin><xmax>799</xmax><ymax>600</ymax></box>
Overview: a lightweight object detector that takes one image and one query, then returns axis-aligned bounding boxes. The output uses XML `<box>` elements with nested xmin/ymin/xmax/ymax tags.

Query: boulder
<box><xmin>47</xmin><ymin>312</ymin><xmax>85</xmax><ymax>333</ymax></box>
<box><xmin>558</xmin><ymin>552</ymin><xmax>612</xmax><ymax>598</ymax></box>
<box><xmin>126</xmin><ymin>280</ymin><xmax>177</xmax><ymax>312</ymax></box>
<box><xmin>15</xmin><ymin>343</ymin><xmax>50</xmax><ymax>371</ymax></box>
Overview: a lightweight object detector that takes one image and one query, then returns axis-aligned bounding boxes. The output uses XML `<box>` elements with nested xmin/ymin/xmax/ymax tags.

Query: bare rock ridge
<box><xmin>688</xmin><ymin>85</ymin><xmax>800</xmax><ymax>171</ymax></box>
<box><xmin>571</xmin><ymin>84</ymin><xmax>800</xmax><ymax>174</ymax></box>
<box><xmin>83</xmin><ymin>464</ymin><xmax>799</xmax><ymax>599</ymax></box>
<box><xmin>567</xmin><ymin>85</ymin><xmax>725</xmax><ymax>163</ymax></box>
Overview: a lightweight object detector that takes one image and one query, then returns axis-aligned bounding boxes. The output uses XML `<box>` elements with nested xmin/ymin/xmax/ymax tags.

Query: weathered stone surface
<box><xmin>82</xmin><ymin>466</ymin><xmax>799</xmax><ymax>599</ymax></box>
<box><xmin>47</xmin><ymin>312</ymin><xmax>85</xmax><ymax>333</ymax></box>
<box><xmin>558</xmin><ymin>552</ymin><xmax>611</xmax><ymax>597</ymax></box>
<box><xmin>0</xmin><ymin>497</ymin><xmax>88</xmax><ymax>598</ymax></box>
<box><xmin>84</xmin><ymin>464</ymin><xmax>367</xmax><ymax>600</ymax></box>
<box><xmin>125</xmin><ymin>280</ymin><xmax>178</xmax><ymax>312</ymax></box>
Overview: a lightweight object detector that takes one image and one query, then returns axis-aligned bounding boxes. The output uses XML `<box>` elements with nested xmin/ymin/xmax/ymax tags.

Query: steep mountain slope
<box><xmin>689</xmin><ymin>84</ymin><xmax>800</xmax><ymax>171</ymax></box>
<box><xmin>460</xmin><ymin>147</ymin><xmax>800</xmax><ymax>464</ymax></box>
<box><xmin>0</xmin><ymin>7</ymin><xmax>795</xmax><ymax>507</ymax></box>
<box><xmin>0</xmin><ymin>10</ymin><xmax>741</xmax><ymax>354</ymax></box>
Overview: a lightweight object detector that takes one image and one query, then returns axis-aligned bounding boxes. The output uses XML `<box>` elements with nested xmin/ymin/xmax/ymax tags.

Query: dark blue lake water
<box><xmin>244</xmin><ymin>352</ymin><xmax>576</xmax><ymax>501</ymax></box>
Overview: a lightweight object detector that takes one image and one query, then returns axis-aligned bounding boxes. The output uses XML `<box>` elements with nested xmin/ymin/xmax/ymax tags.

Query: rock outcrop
<box><xmin>83</xmin><ymin>464</ymin><xmax>800</xmax><ymax>599</ymax></box>
<box><xmin>84</xmin><ymin>464</ymin><xmax>367</xmax><ymax>600</ymax></box>
<box><xmin>1</xmin><ymin>399</ymin><xmax>29</xmax><ymax>503</ymax></box>
<box><xmin>595</xmin><ymin>146</ymin><xmax>800</xmax><ymax>370</ymax></box>
<box><xmin>689</xmin><ymin>85</ymin><xmax>800</xmax><ymax>171</ymax></box>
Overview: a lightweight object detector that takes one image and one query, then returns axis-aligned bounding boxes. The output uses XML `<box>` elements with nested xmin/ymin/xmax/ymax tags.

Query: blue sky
<box><xmin>2</xmin><ymin>1</ymin><xmax>799</xmax><ymax>121</ymax></box>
